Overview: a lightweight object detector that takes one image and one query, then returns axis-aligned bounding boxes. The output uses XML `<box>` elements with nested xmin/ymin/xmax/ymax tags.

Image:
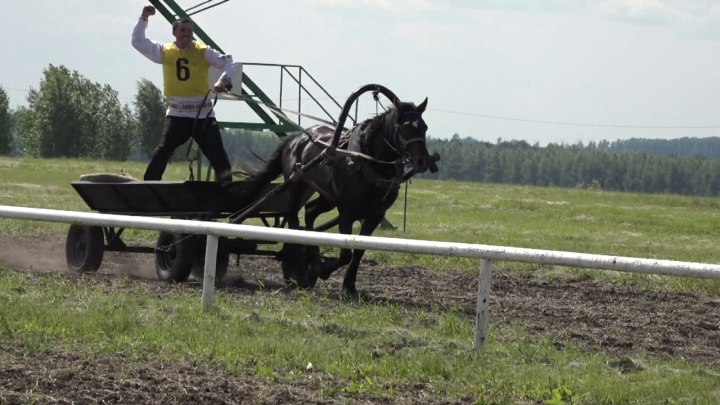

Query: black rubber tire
<box><xmin>155</xmin><ymin>232</ymin><xmax>197</xmax><ymax>282</ymax></box>
<box><xmin>65</xmin><ymin>224</ymin><xmax>104</xmax><ymax>272</ymax></box>
<box><xmin>191</xmin><ymin>250</ymin><xmax>230</xmax><ymax>286</ymax></box>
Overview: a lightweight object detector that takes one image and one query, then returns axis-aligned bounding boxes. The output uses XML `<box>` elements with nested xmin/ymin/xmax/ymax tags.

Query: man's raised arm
<box><xmin>206</xmin><ymin>47</ymin><xmax>235</xmax><ymax>91</ymax></box>
<box><xmin>131</xmin><ymin>7</ymin><xmax>163</xmax><ymax>64</ymax></box>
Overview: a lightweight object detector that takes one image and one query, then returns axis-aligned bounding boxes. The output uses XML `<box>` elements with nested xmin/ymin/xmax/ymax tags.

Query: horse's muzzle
<box><xmin>412</xmin><ymin>154</ymin><xmax>429</xmax><ymax>174</ymax></box>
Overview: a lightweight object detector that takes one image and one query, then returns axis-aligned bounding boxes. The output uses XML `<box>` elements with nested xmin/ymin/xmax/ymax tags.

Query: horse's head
<box><xmin>391</xmin><ymin>97</ymin><xmax>431</xmax><ymax>174</ymax></box>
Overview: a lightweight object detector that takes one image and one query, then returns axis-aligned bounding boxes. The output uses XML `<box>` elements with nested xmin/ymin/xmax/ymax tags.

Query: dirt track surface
<box><xmin>305</xmin><ymin>263</ymin><xmax>720</xmax><ymax>366</ymax></box>
<box><xmin>1</xmin><ymin>237</ymin><xmax>720</xmax><ymax>403</ymax></box>
<box><xmin>1</xmin><ymin>341</ymin><xmax>449</xmax><ymax>405</ymax></box>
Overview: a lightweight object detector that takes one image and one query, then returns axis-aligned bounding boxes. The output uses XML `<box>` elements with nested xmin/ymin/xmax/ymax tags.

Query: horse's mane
<box><xmin>363</xmin><ymin>98</ymin><xmax>422</xmax><ymax>135</ymax></box>
<box><xmin>355</xmin><ymin>104</ymin><xmax>399</xmax><ymax>145</ymax></box>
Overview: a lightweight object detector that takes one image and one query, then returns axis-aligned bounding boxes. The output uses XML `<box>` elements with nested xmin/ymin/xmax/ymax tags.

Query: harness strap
<box><xmin>328</xmin><ymin>134</ymin><xmax>352</xmax><ymax>198</ymax></box>
<box><xmin>310</xmin><ymin>136</ymin><xmax>401</xmax><ymax>165</ymax></box>
<box><xmin>223</xmin><ymin>90</ymin><xmax>403</xmax><ymax>166</ymax></box>
<box><xmin>219</xmin><ymin>89</ymin><xmax>424</xmax><ymax>206</ymax></box>
<box><xmin>359</xmin><ymin>163</ymin><xmax>403</xmax><ymax>189</ymax></box>
<box><xmin>291</xmin><ymin>163</ymin><xmax>336</xmax><ymax>202</ymax></box>
<box><xmin>222</xmin><ymin>91</ymin><xmax>343</xmax><ymax>129</ymax></box>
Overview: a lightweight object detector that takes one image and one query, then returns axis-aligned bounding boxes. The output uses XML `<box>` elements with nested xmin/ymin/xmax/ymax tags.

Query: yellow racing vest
<box><xmin>161</xmin><ymin>41</ymin><xmax>210</xmax><ymax>98</ymax></box>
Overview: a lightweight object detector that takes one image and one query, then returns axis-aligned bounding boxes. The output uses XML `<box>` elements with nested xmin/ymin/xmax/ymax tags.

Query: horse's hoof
<box><xmin>341</xmin><ymin>287</ymin><xmax>359</xmax><ymax>301</ymax></box>
<box><xmin>318</xmin><ymin>263</ymin><xmax>334</xmax><ymax>280</ymax></box>
<box><xmin>303</xmin><ymin>273</ymin><xmax>318</xmax><ymax>289</ymax></box>
<box><xmin>283</xmin><ymin>277</ymin><xmax>303</xmax><ymax>289</ymax></box>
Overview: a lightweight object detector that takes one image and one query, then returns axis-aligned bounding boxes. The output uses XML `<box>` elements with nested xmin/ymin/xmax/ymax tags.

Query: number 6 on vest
<box><xmin>161</xmin><ymin>42</ymin><xmax>210</xmax><ymax>97</ymax></box>
<box><xmin>176</xmin><ymin>58</ymin><xmax>190</xmax><ymax>81</ymax></box>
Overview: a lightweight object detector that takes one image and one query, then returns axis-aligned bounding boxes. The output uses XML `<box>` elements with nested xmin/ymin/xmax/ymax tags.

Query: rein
<box><xmin>185</xmin><ymin>85</ymin><xmax>426</xmax><ymax>171</ymax></box>
<box><xmin>219</xmin><ymin>90</ymin><xmax>419</xmax><ymax>166</ymax></box>
<box><xmin>229</xmin><ymin>89</ymin><xmax>428</xmax><ymax>200</ymax></box>
<box><xmin>187</xmin><ymin>87</ymin><xmax>427</xmax><ymax>206</ymax></box>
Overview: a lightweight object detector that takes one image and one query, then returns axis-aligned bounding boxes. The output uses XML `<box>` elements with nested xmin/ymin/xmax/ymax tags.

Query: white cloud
<box><xmin>80</xmin><ymin>14</ymin><xmax>137</xmax><ymax>33</ymax></box>
<box><xmin>592</xmin><ymin>0</ymin><xmax>720</xmax><ymax>26</ymax></box>
<box><xmin>308</xmin><ymin>0</ymin><xmax>396</xmax><ymax>8</ymax></box>
<box><xmin>593</xmin><ymin>0</ymin><xmax>678</xmax><ymax>24</ymax></box>
<box><xmin>440</xmin><ymin>0</ymin><xmax>588</xmax><ymax>13</ymax></box>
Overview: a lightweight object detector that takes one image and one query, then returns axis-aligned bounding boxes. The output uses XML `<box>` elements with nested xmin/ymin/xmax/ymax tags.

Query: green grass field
<box><xmin>2</xmin><ymin>156</ymin><xmax>720</xmax><ymax>404</ymax></box>
<box><xmin>3</xmin><ymin>156</ymin><xmax>720</xmax><ymax>293</ymax></box>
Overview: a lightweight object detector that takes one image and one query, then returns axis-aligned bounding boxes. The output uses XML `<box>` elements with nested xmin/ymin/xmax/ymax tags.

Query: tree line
<box><xmin>3</xmin><ymin>64</ymin><xmax>720</xmax><ymax>197</ymax></box>
<box><xmin>414</xmin><ymin>137</ymin><xmax>720</xmax><ymax>196</ymax></box>
<box><xmin>595</xmin><ymin>137</ymin><xmax>720</xmax><ymax>157</ymax></box>
<box><xmin>0</xmin><ymin>63</ymin><xmax>278</xmax><ymax>165</ymax></box>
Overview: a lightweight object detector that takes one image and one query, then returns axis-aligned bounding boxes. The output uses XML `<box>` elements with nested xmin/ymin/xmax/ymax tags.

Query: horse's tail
<box><xmin>228</xmin><ymin>135</ymin><xmax>295</xmax><ymax>207</ymax></box>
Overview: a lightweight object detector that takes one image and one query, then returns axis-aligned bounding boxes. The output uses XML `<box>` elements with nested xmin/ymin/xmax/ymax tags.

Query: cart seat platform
<box><xmin>71</xmin><ymin>179</ymin><xmax>287</xmax><ymax>218</ymax></box>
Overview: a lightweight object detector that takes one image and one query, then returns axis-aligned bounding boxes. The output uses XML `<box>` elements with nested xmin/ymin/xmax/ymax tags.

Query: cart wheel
<box><xmin>155</xmin><ymin>232</ymin><xmax>197</xmax><ymax>282</ymax></box>
<box><xmin>65</xmin><ymin>224</ymin><xmax>104</xmax><ymax>272</ymax></box>
<box><xmin>191</xmin><ymin>251</ymin><xmax>230</xmax><ymax>286</ymax></box>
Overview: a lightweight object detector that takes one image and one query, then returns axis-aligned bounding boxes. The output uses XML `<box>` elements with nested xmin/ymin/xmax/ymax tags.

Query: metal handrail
<box><xmin>163</xmin><ymin>1</ymin><xmax>358</xmax><ymax>129</ymax></box>
<box><xmin>241</xmin><ymin>62</ymin><xmax>358</xmax><ymax>127</ymax></box>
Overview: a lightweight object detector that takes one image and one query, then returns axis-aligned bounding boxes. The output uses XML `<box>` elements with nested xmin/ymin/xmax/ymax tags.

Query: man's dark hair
<box><xmin>172</xmin><ymin>18</ymin><xmax>193</xmax><ymax>32</ymax></box>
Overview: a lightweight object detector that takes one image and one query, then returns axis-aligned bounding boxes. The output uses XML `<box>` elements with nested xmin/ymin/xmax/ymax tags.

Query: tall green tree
<box><xmin>94</xmin><ymin>84</ymin><xmax>137</xmax><ymax>161</ymax></box>
<box><xmin>133</xmin><ymin>78</ymin><xmax>168</xmax><ymax>159</ymax></box>
<box><xmin>16</xmin><ymin>65</ymin><xmax>87</xmax><ymax>157</ymax></box>
<box><xmin>15</xmin><ymin>64</ymin><xmax>134</xmax><ymax>159</ymax></box>
<box><xmin>0</xmin><ymin>85</ymin><xmax>12</xmax><ymax>155</ymax></box>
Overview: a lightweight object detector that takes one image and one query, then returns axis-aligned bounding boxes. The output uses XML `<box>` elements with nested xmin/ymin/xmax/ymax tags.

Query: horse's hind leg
<box><xmin>302</xmin><ymin>196</ymin><xmax>337</xmax><ymax>278</ymax></box>
<box><xmin>342</xmin><ymin>214</ymin><xmax>384</xmax><ymax>299</ymax></box>
<box><xmin>304</xmin><ymin>196</ymin><xmax>336</xmax><ymax>231</ymax></box>
<box><xmin>283</xmin><ymin>189</ymin><xmax>304</xmax><ymax>234</ymax></box>
<box><xmin>279</xmin><ymin>183</ymin><xmax>315</xmax><ymax>287</ymax></box>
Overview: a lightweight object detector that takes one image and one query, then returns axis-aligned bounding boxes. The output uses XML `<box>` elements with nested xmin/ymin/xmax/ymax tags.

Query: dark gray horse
<box><xmin>229</xmin><ymin>96</ymin><xmax>432</xmax><ymax>297</ymax></box>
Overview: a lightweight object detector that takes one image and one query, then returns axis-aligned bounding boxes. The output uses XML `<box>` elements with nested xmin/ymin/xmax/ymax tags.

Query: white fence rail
<box><xmin>2</xmin><ymin>204</ymin><xmax>720</xmax><ymax>348</ymax></box>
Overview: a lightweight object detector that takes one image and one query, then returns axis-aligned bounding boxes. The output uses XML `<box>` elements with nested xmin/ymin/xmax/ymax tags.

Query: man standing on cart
<box><xmin>131</xmin><ymin>5</ymin><xmax>235</xmax><ymax>182</ymax></box>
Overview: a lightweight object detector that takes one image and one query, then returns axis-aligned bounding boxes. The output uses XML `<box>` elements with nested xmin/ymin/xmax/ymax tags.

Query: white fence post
<box><xmin>474</xmin><ymin>258</ymin><xmax>493</xmax><ymax>349</ymax></box>
<box><xmin>201</xmin><ymin>235</ymin><xmax>218</xmax><ymax>310</ymax></box>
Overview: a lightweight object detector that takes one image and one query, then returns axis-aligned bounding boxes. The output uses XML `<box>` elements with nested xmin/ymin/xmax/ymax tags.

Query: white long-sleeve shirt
<box><xmin>131</xmin><ymin>17</ymin><xmax>234</xmax><ymax>118</ymax></box>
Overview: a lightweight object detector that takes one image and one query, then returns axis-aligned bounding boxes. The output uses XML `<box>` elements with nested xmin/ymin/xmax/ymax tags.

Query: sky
<box><xmin>1</xmin><ymin>0</ymin><xmax>720</xmax><ymax>146</ymax></box>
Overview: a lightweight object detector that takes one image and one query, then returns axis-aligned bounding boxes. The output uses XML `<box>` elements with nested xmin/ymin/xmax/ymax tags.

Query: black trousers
<box><xmin>143</xmin><ymin>115</ymin><xmax>233</xmax><ymax>182</ymax></box>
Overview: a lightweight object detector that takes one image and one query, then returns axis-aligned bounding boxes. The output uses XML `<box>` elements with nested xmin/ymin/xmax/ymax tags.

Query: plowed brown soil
<box><xmin>1</xmin><ymin>339</ymin><xmax>471</xmax><ymax>405</ymax></box>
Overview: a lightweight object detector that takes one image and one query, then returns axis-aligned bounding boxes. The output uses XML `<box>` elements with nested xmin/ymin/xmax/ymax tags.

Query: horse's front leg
<box><xmin>342</xmin><ymin>214</ymin><xmax>384</xmax><ymax>299</ymax></box>
<box><xmin>315</xmin><ymin>216</ymin><xmax>354</xmax><ymax>281</ymax></box>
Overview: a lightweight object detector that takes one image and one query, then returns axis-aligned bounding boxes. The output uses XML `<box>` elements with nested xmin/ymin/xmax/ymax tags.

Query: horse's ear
<box><xmin>417</xmin><ymin>97</ymin><xmax>428</xmax><ymax>113</ymax></box>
